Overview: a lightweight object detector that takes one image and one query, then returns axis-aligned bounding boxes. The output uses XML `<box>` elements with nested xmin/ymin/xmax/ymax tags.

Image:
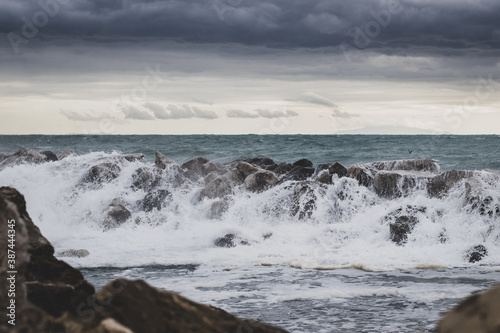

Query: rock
<box><xmin>40</xmin><ymin>150</ymin><xmax>58</xmax><ymax>162</ymax></box>
<box><xmin>427</xmin><ymin>170</ymin><xmax>474</xmax><ymax>198</ymax></box>
<box><xmin>82</xmin><ymin>162</ymin><xmax>122</xmax><ymax>185</ymax></box>
<box><xmin>222</xmin><ymin>168</ymin><xmax>246</xmax><ymax>185</ymax></box>
<box><xmin>131</xmin><ymin>166</ymin><xmax>162</xmax><ymax>191</ymax></box>
<box><xmin>291</xmin><ymin>182</ymin><xmax>323</xmax><ymax>220</ymax></box>
<box><xmin>347</xmin><ymin>165</ymin><xmax>375</xmax><ymax>187</ymax></box>
<box><xmin>0</xmin><ymin>148</ymin><xmax>47</xmax><ymax>171</ymax></box>
<box><xmin>373</xmin><ymin>171</ymin><xmax>431</xmax><ymax>199</ymax></box>
<box><xmin>209</xmin><ymin>200</ymin><xmax>231</xmax><ymax>219</ymax></box>
<box><xmin>155</xmin><ymin>151</ymin><xmax>176</xmax><ymax>169</ymax></box>
<box><xmin>282</xmin><ymin>166</ymin><xmax>315</xmax><ymax>182</ymax></box>
<box><xmin>465</xmin><ymin>245</ymin><xmax>488</xmax><ymax>263</ymax></box>
<box><xmin>383</xmin><ymin>205</ymin><xmax>425</xmax><ymax>245</ymax></box>
<box><xmin>0</xmin><ymin>187</ymin><xmax>95</xmax><ymax>318</ymax></box>
<box><xmin>293</xmin><ymin>158</ymin><xmax>313</xmax><ymax>168</ymax></box>
<box><xmin>437</xmin><ymin>284</ymin><xmax>500</xmax><ymax>333</ymax></box>
<box><xmin>103</xmin><ymin>201</ymin><xmax>132</xmax><ymax>230</ymax></box>
<box><xmin>57</xmin><ymin>150</ymin><xmax>74</xmax><ymax>160</ymax></box>
<box><xmin>198</xmin><ymin>176</ymin><xmax>233</xmax><ymax>201</ymax></box>
<box><xmin>141</xmin><ymin>189</ymin><xmax>171</xmax><ymax>212</ymax></box>
<box><xmin>181</xmin><ymin>156</ymin><xmax>210</xmax><ymax>174</ymax></box>
<box><xmin>0</xmin><ymin>152</ymin><xmax>12</xmax><ymax>163</ymax></box>
<box><xmin>214</xmin><ymin>234</ymin><xmax>249</xmax><ymax>248</ymax></box>
<box><xmin>181</xmin><ymin>157</ymin><xmax>227</xmax><ymax>181</ymax></box>
<box><xmin>244</xmin><ymin>170</ymin><xmax>279</xmax><ymax>192</ymax></box>
<box><xmin>274</xmin><ymin>162</ymin><xmax>292</xmax><ymax>175</ymax></box>
<box><xmin>243</xmin><ymin>157</ymin><xmax>276</xmax><ymax>169</ymax></box>
<box><xmin>316</xmin><ymin>171</ymin><xmax>332</xmax><ymax>184</ymax></box>
<box><xmin>57</xmin><ymin>249</ymin><xmax>90</xmax><ymax>258</ymax></box>
<box><xmin>329</xmin><ymin>162</ymin><xmax>348</xmax><ymax>178</ymax></box>
<box><xmin>465</xmin><ymin>176</ymin><xmax>500</xmax><ymax>217</ymax></box>
<box><xmin>123</xmin><ymin>153</ymin><xmax>144</xmax><ymax>162</ymax></box>
<box><xmin>314</xmin><ymin>163</ymin><xmax>331</xmax><ymax>176</ymax></box>
<box><xmin>236</xmin><ymin>161</ymin><xmax>259</xmax><ymax>177</ymax></box>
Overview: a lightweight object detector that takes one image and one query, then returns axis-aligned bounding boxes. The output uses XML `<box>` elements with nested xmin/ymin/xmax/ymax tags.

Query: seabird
<box><xmin>408</xmin><ymin>150</ymin><xmax>412</xmax><ymax>154</ymax></box>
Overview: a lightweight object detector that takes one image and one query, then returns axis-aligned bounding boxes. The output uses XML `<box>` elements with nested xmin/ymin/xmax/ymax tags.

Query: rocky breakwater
<box><xmin>0</xmin><ymin>187</ymin><xmax>289</xmax><ymax>333</ymax></box>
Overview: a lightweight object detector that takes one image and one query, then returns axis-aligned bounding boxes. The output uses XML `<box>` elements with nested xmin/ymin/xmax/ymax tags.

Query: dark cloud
<box><xmin>1</xmin><ymin>0</ymin><xmax>499</xmax><ymax>52</ymax></box>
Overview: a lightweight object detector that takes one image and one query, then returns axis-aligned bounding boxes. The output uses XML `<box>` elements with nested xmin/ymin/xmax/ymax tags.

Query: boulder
<box><xmin>465</xmin><ymin>245</ymin><xmax>488</xmax><ymax>263</ymax></box>
<box><xmin>155</xmin><ymin>151</ymin><xmax>176</xmax><ymax>169</ymax></box>
<box><xmin>274</xmin><ymin>162</ymin><xmax>292</xmax><ymax>175</ymax></box>
<box><xmin>293</xmin><ymin>158</ymin><xmax>313</xmax><ymax>168</ymax></box>
<box><xmin>82</xmin><ymin>162</ymin><xmax>122</xmax><ymax>185</ymax></box>
<box><xmin>40</xmin><ymin>150</ymin><xmax>58</xmax><ymax>162</ymax></box>
<box><xmin>236</xmin><ymin>161</ymin><xmax>259</xmax><ymax>177</ymax></box>
<box><xmin>291</xmin><ymin>182</ymin><xmax>323</xmax><ymax>220</ymax></box>
<box><xmin>57</xmin><ymin>150</ymin><xmax>74</xmax><ymax>160</ymax></box>
<box><xmin>373</xmin><ymin>171</ymin><xmax>431</xmax><ymax>199</ymax></box>
<box><xmin>243</xmin><ymin>157</ymin><xmax>276</xmax><ymax>169</ymax></box>
<box><xmin>329</xmin><ymin>162</ymin><xmax>347</xmax><ymax>178</ymax></box>
<box><xmin>141</xmin><ymin>189</ymin><xmax>171</xmax><ymax>212</ymax></box>
<box><xmin>181</xmin><ymin>156</ymin><xmax>210</xmax><ymax>175</ymax></box>
<box><xmin>0</xmin><ymin>152</ymin><xmax>12</xmax><ymax>163</ymax></box>
<box><xmin>181</xmin><ymin>157</ymin><xmax>227</xmax><ymax>181</ymax></box>
<box><xmin>437</xmin><ymin>284</ymin><xmax>500</xmax><ymax>333</ymax></box>
<box><xmin>465</xmin><ymin>176</ymin><xmax>500</xmax><ymax>218</ymax></box>
<box><xmin>315</xmin><ymin>171</ymin><xmax>332</xmax><ymax>184</ymax></box>
<box><xmin>198</xmin><ymin>177</ymin><xmax>233</xmax><ymax>201</ymax></box>
<box><xmin>245</xmin><ymin>170</ymin><xmax>279</xmax><ymax>192</ymax></box>
<box><xmin>282</xmin><ymin>166</ymin><xmax>315</xmax><ymax>182</ymax></box>
<box><xmin>0</xmin><ymin>148</ymin><xmax>47</xmax><ymax>171</ymax></box>
<box><xmin>214</xmin><ymin>234</ymin><xmax>249</xmax><ymax>248</ymax></box>
<box><xmin>131</xmin><ymin>166</ymin><xmax>162</xmax><ymax>191</ymax></box>
<box><xmin>209</xmin><ymin>200</ymin><xmax>231</xmax><ymax>219</ymax></box>
<box><xmin>103</xmin><ymin>200</ymin><xmax>132</xmax><ymax>230</ymax></box>
<box><xmin>383</xmin><ymin>205</ymin><xmax>426</xmax><ymax>245</ymax></box>
<box><xmin>427</xmin><ymin>170</ymin><xmax>474</xmax><ymax>198</ymax></box>
<box><xmin>347</xmin><ymin>165</ymin><xmax>375</xmax><ymax>187</ymax></box>
<box><xmin>370</xmin><ymin>159</ymin><xmax>440</xmax><ymax>173</ymax></box>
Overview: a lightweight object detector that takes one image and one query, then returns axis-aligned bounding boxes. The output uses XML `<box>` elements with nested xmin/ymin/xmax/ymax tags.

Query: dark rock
<box><xmin>123</xmin><ymin>153</ymin><xmax>145</xmax><ymax>162</ymax></box>
<box><xmin>347</xmin><ymin>165</ymin><xmax>375</xmax><ymax>187</ymax></box>
<box><xmin>141</xmin><ymin>189</ymin><xmax>171</xmax><ymax>212</ymax></box>
<box><xmin>282</xmin><ymin>166</ymin><xmax>315</xmax><ymax>182</ymax></box>
<box><xmin>0</xmin><ymin>148</ymin><xmax>47</xmax><ymax>171</ymax></box>
<box><xmin>40</xmin><ymin>150</ymin><xmax>58</xmax><ymax>162</ymax></box>
<box><xmin>0</xmin><ymin>152</ymin><xmax>12</xmax><ymax>163</ymax></box>
<box><xmin>263</xmin><ymin>233</ymin><xmax>273</xmax><ymax>240</ymax></box>
<box><xmin>155</xmin><ymin>151</ymin><xmax>176</xmax><ymax>169</ymax></box>
<box><xmin>198</xmin><ymin>177</ymin><xmax>233</xmax><ymax>201</ymax></box>
<box><xmin>181</xmin><ymin>157</ymin><xmax>227</xmax><ymax>181</ymax></box>
<box><xmin>293</xmin><ymin>159</ymin><xmax>313</xmax><ymax>168</ymax></box>
<box><xmin>131</xmin><ymin>166</ymin><xmax>162</xmax><ymax>191</ymax></box>
<box><xmin>57</xmin><ymin>249</ymin><xmax>90</xmax><ymax>258</ymax></box>
<box><xmin>236</xmin><ymin>161</ymin><xmax>259</xmax><ymax>177</ymax></box>
<box><xmin>374</xmin><ymin>171</ymin><xmax>431</xmax><ymax>199</ymax></box>
<box><xmin>209</xmin><ymin>200</ymin><xmax>231</xmax><ymax>219</ymax></box>
<box><xmin>437</xmin><ymin>283</ymin><xmax>500</xmax><ymax>333</ymax></box>
<box><xmin>103</xmin><ymin>201</ymin><xmax>132</xmax><ymax>229</ymax></box>
<box><xmin>314</xmin><ymin>163</ymin><xmax>331</xmax><ymax>176</ymax></box>
<box><xmin>57</xmin><ymin>149</ymin><xmax>74</xmax><ymax>160</ymax></box>
<box><xmin>291</xmin><ymin>182</ymin><xmax>322</xmax><ymax>219</ymax></box>
<box><xmin>427</xmin><ymin>170</ymin><xmax>474</xmax><ymax>198</ymax></box>
<box><xmin>370</xmin><ymin>159</ymin><xmax>440</xmax><ymax>173</ymax></box>
<box><xmin>465</xmin><ymin>245</ymin><xmax>488</xmax><ymax>263</ymax></box>
<box><xmin>316</xmin><ymin>171</ymin><xmax>333</xmax><ymax>184</ymax></box>
<box><xmin>389</xmin><ymin>216</ymin><xmax>418</xmax><ymax>245</ymax></box>
<box><xmin>181</xmin><ymin>156</ymin><xmax>210</xmax><ymax>174</ymax></box>
<box><xmin>82</xmin><ymin>162</ymin><xmax>121</xmax><ymax>185</ymax></box>
<box><xmin>274</xmin><ymin>162</ymin><xmax>292</xmax><ymax>175</ymax></box>
<box><xmin>245</xmin><ymin>170</ymin><xmax>279</xmax><ymax>192</ymax></box>
<box><xmin>329</xmin><ymin>162</ymin><xmax>348</xmax><ymax>178</ymax></box>
<box><xmin>465</xmin><ymin>177</ymin><xmax>500</xmax><ymax>218</ymax></box>
<box><xmin>243</xmin><ymin>157</ymin><xmax>276</xmax><ymax>169</ymax></box>
<box><xmin>214</xmin><ymin>234</ymin><xmax>249</xmax><ymax>248</ymax></box>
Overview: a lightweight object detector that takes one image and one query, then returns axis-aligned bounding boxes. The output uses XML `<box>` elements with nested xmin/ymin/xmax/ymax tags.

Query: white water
<box><xmin>1</xmin><ymin>151</ymin><xmax>499</xmax><ymax>272</ymax></box>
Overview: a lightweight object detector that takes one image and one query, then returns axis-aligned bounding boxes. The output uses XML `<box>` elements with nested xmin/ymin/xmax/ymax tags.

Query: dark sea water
<box><xmin>1</xmin><ymin>135</ymin><xmax>499</xmax><ymax>332</ymax></box>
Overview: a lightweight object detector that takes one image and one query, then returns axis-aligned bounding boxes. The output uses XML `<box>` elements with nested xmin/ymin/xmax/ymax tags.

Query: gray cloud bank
<box><xmin>1</xmin><ymin>0</ymin><xmax>499</xmax><ymax>52</ymax></box>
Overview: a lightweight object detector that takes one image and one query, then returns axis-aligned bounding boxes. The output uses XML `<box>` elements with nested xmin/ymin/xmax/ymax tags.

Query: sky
<box><xmin>1</xmin><ymin>0</ymin><xmax>500</xmax><ymax>135</ymax></box>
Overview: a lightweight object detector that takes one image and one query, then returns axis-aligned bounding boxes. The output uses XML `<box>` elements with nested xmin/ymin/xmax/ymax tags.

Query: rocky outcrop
<box><xmin>374</xmin><ymin>171</ymin><xmax>432</xmax><ymax>199</ymax></box>
<box><xmin>427</xmin><ymin>170</ymin><xmax>474</xmax><ymax>198</ymax></box>
<box><xmin>383</xmin><ymin>205</ymin><xmax>426</xmax><ymax>245</ymax></box>
<box><xmin>214</xmin><ymin>233</ymin><xmax>249</xmax><ymax>248</ymax></box>
<box><xmin>437</xmin><ymin>284</ymin><xmax>500</xmax><ymax>333</ymax></box>
<box><xmin>82</xmin><ymin>161</ymin><xmax>122</xmax><ymax>185</ymax></box>
<box><xmin>465</xmin><ymin>245</ymin><xmax>488</xmax><ymax>263</ymax></box>
<box><xmin>155</xmin><ymin>151</ymin><xmax>176</xmax><ymax>169</ymax></box>
<box><xmin>197</xmin><ymin>176</ymin><xmax>233</xmax><ymax>201</ymax></box>
<box><xmin>103</xmin><ymin>199</ymin><xmax>132</xmax><ymax>230</ymax></box>
<box><xmin>141</xmin><ymin>189</ymin><xmax>171</xmax><ymax>212</ymax></box>
<box><xmin>0</xmin><ymin>187</ymin><xmax>289</xmax><ymax>333</ymax></box>
<box><xmin>0</xmin><ymin>148</ymin><xmax>48</xmax><ymax>171</ymax></box>
<box><xmin>245</xmin><ymin>170</ymin><xmax>279</xmax><ymax>192</ymax></box>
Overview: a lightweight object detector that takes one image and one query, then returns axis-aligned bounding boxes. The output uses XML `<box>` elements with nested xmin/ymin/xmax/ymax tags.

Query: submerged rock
<box><xmin>214</xmin><ymin>233</ymin><xmax>249</xmax><ymax>248</ymax></box>
<box><xmin>209</xmin><ymin>199</ymin><xmax>231</xmax><ymax>219</ymax></box>
<box><xmin>198</xmin><ymin>176</ymin><xmax>233</xmax><ymax>201</ymax></box>
<box><xmin>291</xmin><ymin>182</ymin><xmax>324</xmax><ymax>220</ymax></box>
<box><xmin>40</xmin><ymin>150</ymin><xmax>58</xmax><ymax>162</ymax></box>
<box><xmin>103</xmin><ymin>199</ymin><xmax>132</xmax><ymax>230</ymax></box>
<box><xmin>384</xmin><ymin>205</ymin><xmax>426</xmax><ymax>245</ymax></box>
<box><xmin>374</xmin><ymin>171</ymin><xmax>431</xmax><ymax>199</ymax></box>
<box><xmin>245</xmin><ymin>170</ymin><xmax>279</xmax><ymax>192</ymax></box>
<box><xmin>464</xmin><ymin>176</ymin><xmax>500</xmax><ymax>218</ymax></box>
<box><xmin>0</xmin><ymin>148</ymin><xmax>47</xmax><ymax>171</ymax></box>
<box><xmin>465</xmin><ymin>245</ymin><xmax>488</xmax><ymax>263</ymax></box>
<box><xmin>57</xmin><ymin>249</ymin><xmax>90</xmax><ymax>258</ymax></box>
<box><xmin>82</xmin><ymin>161</ymin><xmax>122</xmax><ymax>185</ymax></box>
<box><xmin>141</xmin><ymin>189</ymin><xmax>171</xmax><ymax>212</ymax></box>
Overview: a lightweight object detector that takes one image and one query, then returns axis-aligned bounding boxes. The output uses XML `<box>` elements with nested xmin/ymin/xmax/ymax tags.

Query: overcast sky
<box><xmin>1</xmin><ymin>0</ymin><xmax>499</xmax><ymax>134</ymax></box>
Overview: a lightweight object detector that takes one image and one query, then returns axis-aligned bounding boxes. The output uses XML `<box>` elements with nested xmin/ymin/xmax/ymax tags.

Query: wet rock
<box><xmin>427</xmin><ymin>170</ymin><xmax>474</xmax><ymax>198</ymax></box>
<box><xmin>274</xmin><ymin>162</ymin><xmax>293</xmax><ymax>175</ymax></box>
<box><xmin>293</xmin><ymin>158</ymin><xmax>313</xmax><ymax>168</ymax></box>
<box><xmin>155</xmin><ymin>151</ymin><xmax>176</xmax><ymax>169</ymax></box>
<box><xmin>214</xmin><ymin>234</ymin><xmax>249</xmax><ymax>248</ymax></box>
<box><xmin>347</xmin><ymin>165</ymin><xmax>375</xmax><ymax>187</ymax></box>
<box><xmin>465</xmin><ymin>176</ymin><xmax>500</xmax><ymax>218</ymax></box>
<box><xmin>131</xmin><ymin>166</ymin><xmax>162</xmax><ymax>191</ymax></box>
<box><xmin>291</xmin><ymin>182</ymin><xmax>323</xmax><ymax>219</ymax></box>
<box><xmin>329</xmin><ymin>162</ymin><xmax>348</xmax><ymax>178</ymax></box>
<box><xmin>181</xmin><ymin>156</ymin><xmax>210</xmax><ymax>174</ymax></box>
<box><xmin>182</xmin><ymin>157</ymin><xmax>227</xmax><ymax>181</ymax></box>
<box><xmin>82</xmin><ymin>162</ymin><xmax>121</xmax><ymax>185</ymax></box>
<box><xmin>141</xmin><ymin>189</ymin><xmax>171</xmax><ymax>212</ymax></box>
<box><xmin>198</xmin><ymin>176</ymin><xmax>233</xmax><ymax>201</ymax></box>
<box><xmin>0</xmin><ymin>152</ymin><xmax>12</xmax><ymax>163</ymax></box>
<box><xmin>315</xmin><ymin>171</ymin><xmax>332</xmax><ymax>184</ymax></box>
<box><xmin>209</xmin><ymin>200</ymin><xmax>231</xmax><ymax>219</ymax></box>
<box><xmin>370</xmin><ymin>159</ymin><xmax>440</xmax><ymax>173</ymax></box>
<box><xmin>437</xmin><ymin>284</ymin><xmax>500</xmax><ymax>333</ymax></box>
<box><xmin>57</xmin><ymin>149</ymin><xmax>74</xmax><ymax>160</ymax></box>
<box><xmin>123</xmin><ymin>153</ymin><xmax>145</xmax><ymax>162</ymax></box>
<box><xmin>57</xmin><ymin>249</ymin><xmax>90</xmax><ymax>258</ymax></box>
<box><xmin>282</xmin><ymin>166</ymin><xmax>315</xmax><ymax>182</ymax></box>
<box><xmin>384</xmin><ymin>205</ymin><xmax>425</xmax><ymax>245</ymax></box>
<box><xmin>243</xmin><ymin>157</ymin><xmax>276</xmax><ymax>169</ymax></box>
<box><xmin>40</xmin><ymin>150</ymin><xmax>58</xmax><ymax>162</ymax></box>
<box><xmin>236</xmin><ymin>161</ymin><xmax>259</xmax><ymax>177</ymax></box>
<box><xmin>245</xmin><ymin>170</ymin><xmax>279</xmax><ymax>192</ymax></box>
<box><xmin>103</xmin><ymin>200</ymin><xmax>132</xmax><ymax>230</ymax></box>
<box><xmin>465</xmin><ymin>245</ymin><xmax>488</xmax><ymax>263</ymax></box>
<box><xmin>374</xmin><ymin>171</ymin><xmax>431</xmax><ymax>199</ymax></box>
<box><xmin>0</xmin><ymin>148</ymin><xmax>47</xmax><ymax>171</ymax></box>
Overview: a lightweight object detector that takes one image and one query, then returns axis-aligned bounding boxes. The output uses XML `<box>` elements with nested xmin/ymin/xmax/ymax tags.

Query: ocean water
<box><xmin>1</xmin><ymin>135</ymin><xmax>500</xmax><ymax>332</ymax></box>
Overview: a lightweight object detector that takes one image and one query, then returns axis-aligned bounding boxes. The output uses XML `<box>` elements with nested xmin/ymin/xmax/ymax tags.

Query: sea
<box><xmin>1</xmin><ymin>134</ymin><xmax>500</xmax><ymax>333</ymax></box>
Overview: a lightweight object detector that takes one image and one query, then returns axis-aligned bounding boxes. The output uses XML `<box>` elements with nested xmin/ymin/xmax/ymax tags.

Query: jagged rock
<box><xmin>437</xmin><ymin>284</ymin><xmax>500</xmax><ymax>333</ymax></box>
<box><xmin>315</xmin><ymin>171</ymin><xmax>332</xmax><ymax>184</ymax></box>
<box><xmin>198</xmin><ymin>177</ymin><xmax>233</xmax><ymax>201</ymax></box>
<box><xmin>141</xmin><ymin>189</ymin><xmax>172</xmax><ymax>212</ymax></box>
<box><xmin>315</xmin><ymin>163</ymin><xmax>331</xmax><ymax>175</ymax></box>
<box><xmin>155</xmin><ymin>151</ymin><xmax>176</xmax><ymax>169</ymax></box>
<box><xmin>329</xmin><ymin>162</ymin><xmax>348</xmax><ymax>178</ymax></box>
<box><xmin>0</xmin><ymin>152</ymin><xmax>12</xmax><ymax>163</ymax></box>
<box><xmin>291</xmin><ymin>182</ymin><xmax>323</xmax><ymax>219</ymax></box>
<box><xmin>374</xmin><ymin>171</ymin><xmax>431</xmax><ymax>199</ymax></box>
<box><xmin>384</xmin><ymin>205</ymin><xmax>426</xmax><ymax>245</ymax></box>
<box><xmin>465</xmin><ymin>245</ymin><xmax>488</xmax><ymax>263</ymax></box>
<box><xmin>57</xmin><ymin>249</ymin><xmax>90</xmax><ymax>258</ymax></box>
<box><xmin>465</xmin><ymin>177</ymin><xmax>500</xmax><ymax>217</ymax></box>
<box><xmin>236</xmin><ymin>161</ymin><xmax>259</xmax><ymax>177</ymax></box>
<box><xmin>427</xmin><ymin>170</ymin><xmax>474</xmax><ymax>198</ymax></box>
<box><xmin>181</xmin><ymin>156</ymin><xmax>210</xmax><ymax>174</ymax></box>
<box><xmin>347</xmin><ymin>165</ymin><xmax>375</xmax><ymax>187</ymax></box>
<box><xmin>293</xmin><ymin>158</ymin><xmax>313</xmax><ymax>168</ymax></box>
<box><xmin>57</xmin><ymin>149</ymin><xmax>74</xmax><ymax>160</ymax></box>
<box><xmin>123</xmin><ymin>153</ymin><xmax>145</xmax><ymax>162</ymax></box>
<box><xmin>40</xmin><ymin>150</ymin><xmax>58</xmax><ymax>162</ymax></box>
<box><xmin>245</xmin><ymin>170</ymin><xmax>278</xmax><ymax>192</ymax></box>
<box><xmin>209</xmin><ymin>200</ymin><xmax>231</xmax><ymax>219</ymax></box>
<box><xmin>0</xmin><ymin>187</ymin><xmax>95</xmax><ymax>318</ymax></box>
<box><xmin>223</xmin><ymin>168</ymin><xmax>246</xmax><ymax>185</ymax></box>
<box><xmin>103</xmin><ymin>201</ymin><xmax>132</xmax><ymax>230</ymax></box>
<box><xmin>0</xmin><ymin>148</ymin><xmax>47</xmax><ymax>171</ymax></box>
<box><xmin>282</xmin><ymin>166</ymin><xmax>315</xmax><ymax>182</ymax></box>
<box><xmin>181</xmin><ymin>157</ymin><xmax>227</xmax><ymax>181</ymax></box>
<box><xmin>82</xmin><ymin>162</ymin><xmax>121</xmax><ymax>185</ymax></box>
<box><xmin>131</xmin><ymin>166</ymin><xmax>162</xmax><ymax>191</ymax></box>
<box><xmin>274</xmin><ymin>162</ymin><xmax>292</xmax><ymax>175</ymax></box>
<box><xmin>214</xmin><ymin>234</ymin><xmax>249</xmax><ymax>248</ymax></box>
